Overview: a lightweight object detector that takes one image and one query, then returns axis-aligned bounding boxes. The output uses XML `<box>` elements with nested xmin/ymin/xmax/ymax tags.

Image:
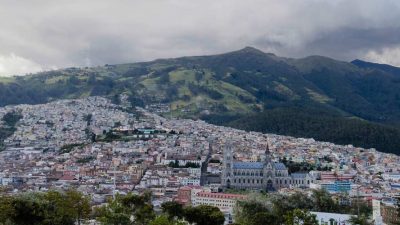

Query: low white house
<box><xmin>311</xmin><ymin>211</ymin><xmax>353</xmax><ymax>225</ymax></box>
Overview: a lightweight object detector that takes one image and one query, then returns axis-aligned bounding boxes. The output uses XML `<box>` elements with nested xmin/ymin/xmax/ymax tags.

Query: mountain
<box><xmin>352</xmin><ymin>59</ymin><xmax>400</xmax><ymax>77</ymax></box>
<box><xmin>1</xmin><ymin>47</ymin><xmax>400</xmax><ymax>154</ymax></box>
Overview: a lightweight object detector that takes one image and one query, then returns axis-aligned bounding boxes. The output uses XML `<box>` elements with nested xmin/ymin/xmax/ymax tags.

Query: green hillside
<box><xmin>1</xmin><ymin>47</ymin><xmax>400</xmax><ymax>154</ymax></box>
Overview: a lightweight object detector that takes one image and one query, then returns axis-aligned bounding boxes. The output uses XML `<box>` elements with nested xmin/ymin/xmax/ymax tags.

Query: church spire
<box><xmin>265</xmin><ymin>139</ymin><xmax>271</xmax><ymax>163</ymax></box>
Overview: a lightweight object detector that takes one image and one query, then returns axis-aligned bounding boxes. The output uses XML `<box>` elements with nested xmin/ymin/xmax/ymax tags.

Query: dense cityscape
<box><xmin>0</xmin><ymin>96</ymin><xmax>399</xmax><ymax>225</ymax></box>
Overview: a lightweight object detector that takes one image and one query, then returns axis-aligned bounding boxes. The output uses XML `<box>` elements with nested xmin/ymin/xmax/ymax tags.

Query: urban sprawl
<box><xmin>0</xmin><ymin>97</ymin><xmax>399</xmax><ymax>225</ymax></box>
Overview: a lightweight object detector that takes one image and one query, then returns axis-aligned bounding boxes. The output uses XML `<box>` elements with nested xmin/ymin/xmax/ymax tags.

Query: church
<box><xmin>221</xmin><ymin>142</ymin><xmax>315</xmax><ymax>191</ymax></box>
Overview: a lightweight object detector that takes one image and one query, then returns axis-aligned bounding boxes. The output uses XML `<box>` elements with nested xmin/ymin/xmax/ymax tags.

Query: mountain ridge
<box><xmin>1</xmin><ymin>47</ymin><xmax>400</xmax><ymax>154</ymax></box>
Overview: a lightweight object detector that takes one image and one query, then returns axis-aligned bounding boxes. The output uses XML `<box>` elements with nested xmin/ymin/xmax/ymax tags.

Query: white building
<box><xmin>311</xmin><ymin>212</ymin><xmax>353</xmax><ymax>225</ymax></box>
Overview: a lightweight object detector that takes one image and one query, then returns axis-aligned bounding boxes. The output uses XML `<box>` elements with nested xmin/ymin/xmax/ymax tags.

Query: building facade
<box><xmin>221</xmin><ymin>142</ymin><xmax>315</xmax><ymax>191</ymax></box>
<box><xmin>192</xmin><ymin>191</ymin><xmax>246</xmax><ymax>225</ymax></box>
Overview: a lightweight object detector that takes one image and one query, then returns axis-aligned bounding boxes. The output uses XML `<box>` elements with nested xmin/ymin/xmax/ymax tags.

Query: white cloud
<box><xmin>0</xmin><ymin>0</ymin><xmax>400</xmax><ymax>73</ymax></box>
<box><xmin>364</xmin><ymin>46</ymin><xmax>400</xmax><ymax>67</ymax></box>
<box><xmin>0</xmin><ymin>53</ymin><xmax>43</xmax><ymax>76</ymax></box>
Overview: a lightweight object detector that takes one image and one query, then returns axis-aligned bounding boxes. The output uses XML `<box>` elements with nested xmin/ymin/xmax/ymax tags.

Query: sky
<box><xmin>1</xmin><ymin>0</ymin><xmax>400</xmax><ymax>76</ymax></box>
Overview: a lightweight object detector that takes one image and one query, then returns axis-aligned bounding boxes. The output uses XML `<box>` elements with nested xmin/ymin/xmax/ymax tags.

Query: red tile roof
<box><xmin>196</xmin><ymin>192</ymin><xmax>246</xmax><ymax>200</ymax></box>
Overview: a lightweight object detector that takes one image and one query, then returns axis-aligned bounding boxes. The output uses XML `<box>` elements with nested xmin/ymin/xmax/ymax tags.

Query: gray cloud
<box><xmin>1</xmin><ymin>0</ymin><xmax>400</xmax><ymax>76</ymax></box>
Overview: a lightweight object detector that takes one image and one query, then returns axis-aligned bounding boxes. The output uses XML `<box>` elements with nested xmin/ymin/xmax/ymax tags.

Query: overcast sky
<box><xmin>1</xmin><ymin>0</ymin><xmax>400</xmax><ymax>76</ymax></box>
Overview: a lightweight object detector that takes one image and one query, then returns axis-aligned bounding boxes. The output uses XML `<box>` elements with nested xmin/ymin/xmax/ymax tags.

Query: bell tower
<box><xmin>222</xmin><ymin>140</ymin><xmax>234</xmax><ymax>188</ymax></box>
<box><xmin>265</xmin><ymin>140</ymin><xmax>272</xmax><ymax>164</ymax></box>
<box><xmin>263</xmin><ymin>139</ymin><xmax>275</xmax><ymax>191</ymax></box>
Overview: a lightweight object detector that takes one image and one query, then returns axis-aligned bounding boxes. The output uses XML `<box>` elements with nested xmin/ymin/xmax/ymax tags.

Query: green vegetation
<box><xmin>0</xmin><ymin>189</ymin><xmax>90</xmax><ymax>225</ymax></box>
<box><xmin>0</xmin><ymin>111</ymin><xmax>22</xmax><ymax>151</ymax></box>
<box><xmin>280</xmin><ymin>157</ymin><xmax>332</xmax><ymax>173</ymax></box>
<box><xmin>0</xmin><ymin>189</ymin><xmax>373</xmax><ymax>225</ymax></box>
<box><xmin>76</xmin><ymin>156</ymin><xmax>95</xmax><ymax>164</ymax></box>
<box><xmin>96</xmin><ymin>193</ymin><xmax>224</xmax><ymax>225</ymax></box>
<box><xmin>182</xmin><ymin>205</ymin><xmax>224</xmax><ymax>225</ymax></box>
<box><xmin>59</xmin><ymin>143</ymin><xmax>86</xmax><ymax>154</ymax></box>
<box><xmin>2</xmin><ymin>47</ymin><xmax>400</xmax><ymax>154</ymax></box>
<box><xmin>160</xmin><ymin>201</ymin><xmax>224</xmax><ymax>225</ymax></box>
<box><xmin>95</xmin><ymin>192</ymin><xmax>156</xmax><ymax>225</ymax></box>
<box><xmin>226</xmin><ymin>107</ymin><xmax>400</xmax><ymax>154</ymax></box>
<box><xmin>234</xmin><ymin>189</ymin><xmax>372</xmax><ymax>225</ymax></box>
<box><xmin>168</xmin><ymin>160</ymin><xmax>200</xmax><ymax>168</ymax></box>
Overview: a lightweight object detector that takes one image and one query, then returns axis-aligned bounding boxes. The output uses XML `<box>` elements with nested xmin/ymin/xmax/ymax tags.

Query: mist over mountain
<box><xmin>1</xmin><ymin>47</ymin><xmax>400</xmax><ymax>154</ymax></box>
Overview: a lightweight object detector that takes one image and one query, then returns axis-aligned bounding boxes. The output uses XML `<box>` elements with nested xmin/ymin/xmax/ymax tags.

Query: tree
<box><xmin>235</xmin><ymin>193</ymin><xmax>278</xmax><ymax>225</ymax></box>
<box><xmin>249</xmin><ymin>212</ymin><xmax>278</xmax><ymax>225</ymax></box>
<box><xmin>65</xmin><ymin>189</ymin><xmax>91</xmax><ymax>225</ymax></box>
<box><xmin>10</xmin><ymin>193</ymin><xmax>48</xmax><ymax>225</ymax></box>
<box><xmin>0</xmin><ymin>190</ymin><xmax>91</xmax><ymax>225</ymax></box>
<box><xmin>284</xmin><ymin>209</ymin><xmax>318</xmax><ymax>225</ymax></box>
<box><xmin>183</xmin><ymin>205</ymin><xmax>224</xmax><ymax>225</ymax></box>
<box><xmin>161</xmin><ymin>201</ymin><xmax>184</xmax><ymax>220</ymax></box>
<box><xmin>271</xmin><ymin>191</ymin><xmax>314</xmax><ymax>219</ymax></box>
<box><xmin>149</xmin><ymin>215</ymin><xmax>171</xmax><ymax>225</ymax></box>
<box><xmin>149</xmin><ymin>215</ymin><xmax>187</xmax><ymax>225</ymax></box>
<box><xmin>0</xmin><ymin>195</ymin><xmax>14</xmax><ymax>225</ymax></box>
<box><xmin>96</xmin><ymin>192</ymin><xmax>155</xmax><ymax>225</ymax></box>
<box><xmin>43</xmin><ymin>190</ymin><xmax>76</xmax><ymax>225</ymax></box>
<box><xmin>95</xmin><ymin>197</ymin><xmax>132</xmax><ymax>225</ymax></box>
<box><xmin>311</xmin><ymin>189</ymin><xmax>338</xmax><ymax>212</ymax></box>
<box><xmin>349</xmin><ymin>214</ymin><xmax>373</xmax><ymax>225</ymax></box>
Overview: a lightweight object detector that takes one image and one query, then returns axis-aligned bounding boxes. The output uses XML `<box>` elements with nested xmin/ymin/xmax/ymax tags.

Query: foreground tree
<box><xmin>96</xmin><ymin>192</ymin><xmax>155</xmax><ymax>225</ymax></box>
<box><xmin>65</xmin><ymin>189</ymin><xmax>91</xmax><ymax>225</ymax></box>
<box><xmin>349</xmin><ymin>214</ymin><xmax>373</xmax><ymax>225</ymax></box>
<box><xmin>149</xmin><ymin>215</ymin><xmax>187</xmax><ymax>225</ymax></box>
<box><xmin>161</xmin><ymin>201</ymin><xmax>184</xmax><ymax>220</ymax></box>
<box><xmin>0</xmin><ymin>190</ymin><xmax>91</xmax><ymax>225</ymax></box>
<box><xmin>183</xmin><ymin>205</ymin><xmax>225</xmax><ymax>225</ymax></box>
<box><xmin>311</xmin><ymin>189</ymin><xmax>339</xmax><ymax>213</ymax></box>
<box><xmin>0</xmin><ymin>195</ymin><xmax>14</xmax><ymax>225</ymax></box>
<box><xmin>284</xmin><ymin>209</ymin><xmax>318</xmax><ymax>225</ymax></box>
<box><xmin>235</xmin><ymin>193</ymin><xmax>279</xmax><ymax>225</ymax></box>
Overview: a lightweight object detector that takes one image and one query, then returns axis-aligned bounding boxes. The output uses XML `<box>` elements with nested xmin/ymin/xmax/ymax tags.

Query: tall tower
<box><xmin>222</xmin><ymin>140</ymin><xmax>234</xmax><ymax>188</ymax></box>
<box><xmin>263</xmin><ymin>139</ymin><xmax>275</xmax><ymax>191</ymax></box>
<box><xmin>265</xmin><ymin>140</ymin><xmax>272</xmax><ymax>164</ymax></box>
